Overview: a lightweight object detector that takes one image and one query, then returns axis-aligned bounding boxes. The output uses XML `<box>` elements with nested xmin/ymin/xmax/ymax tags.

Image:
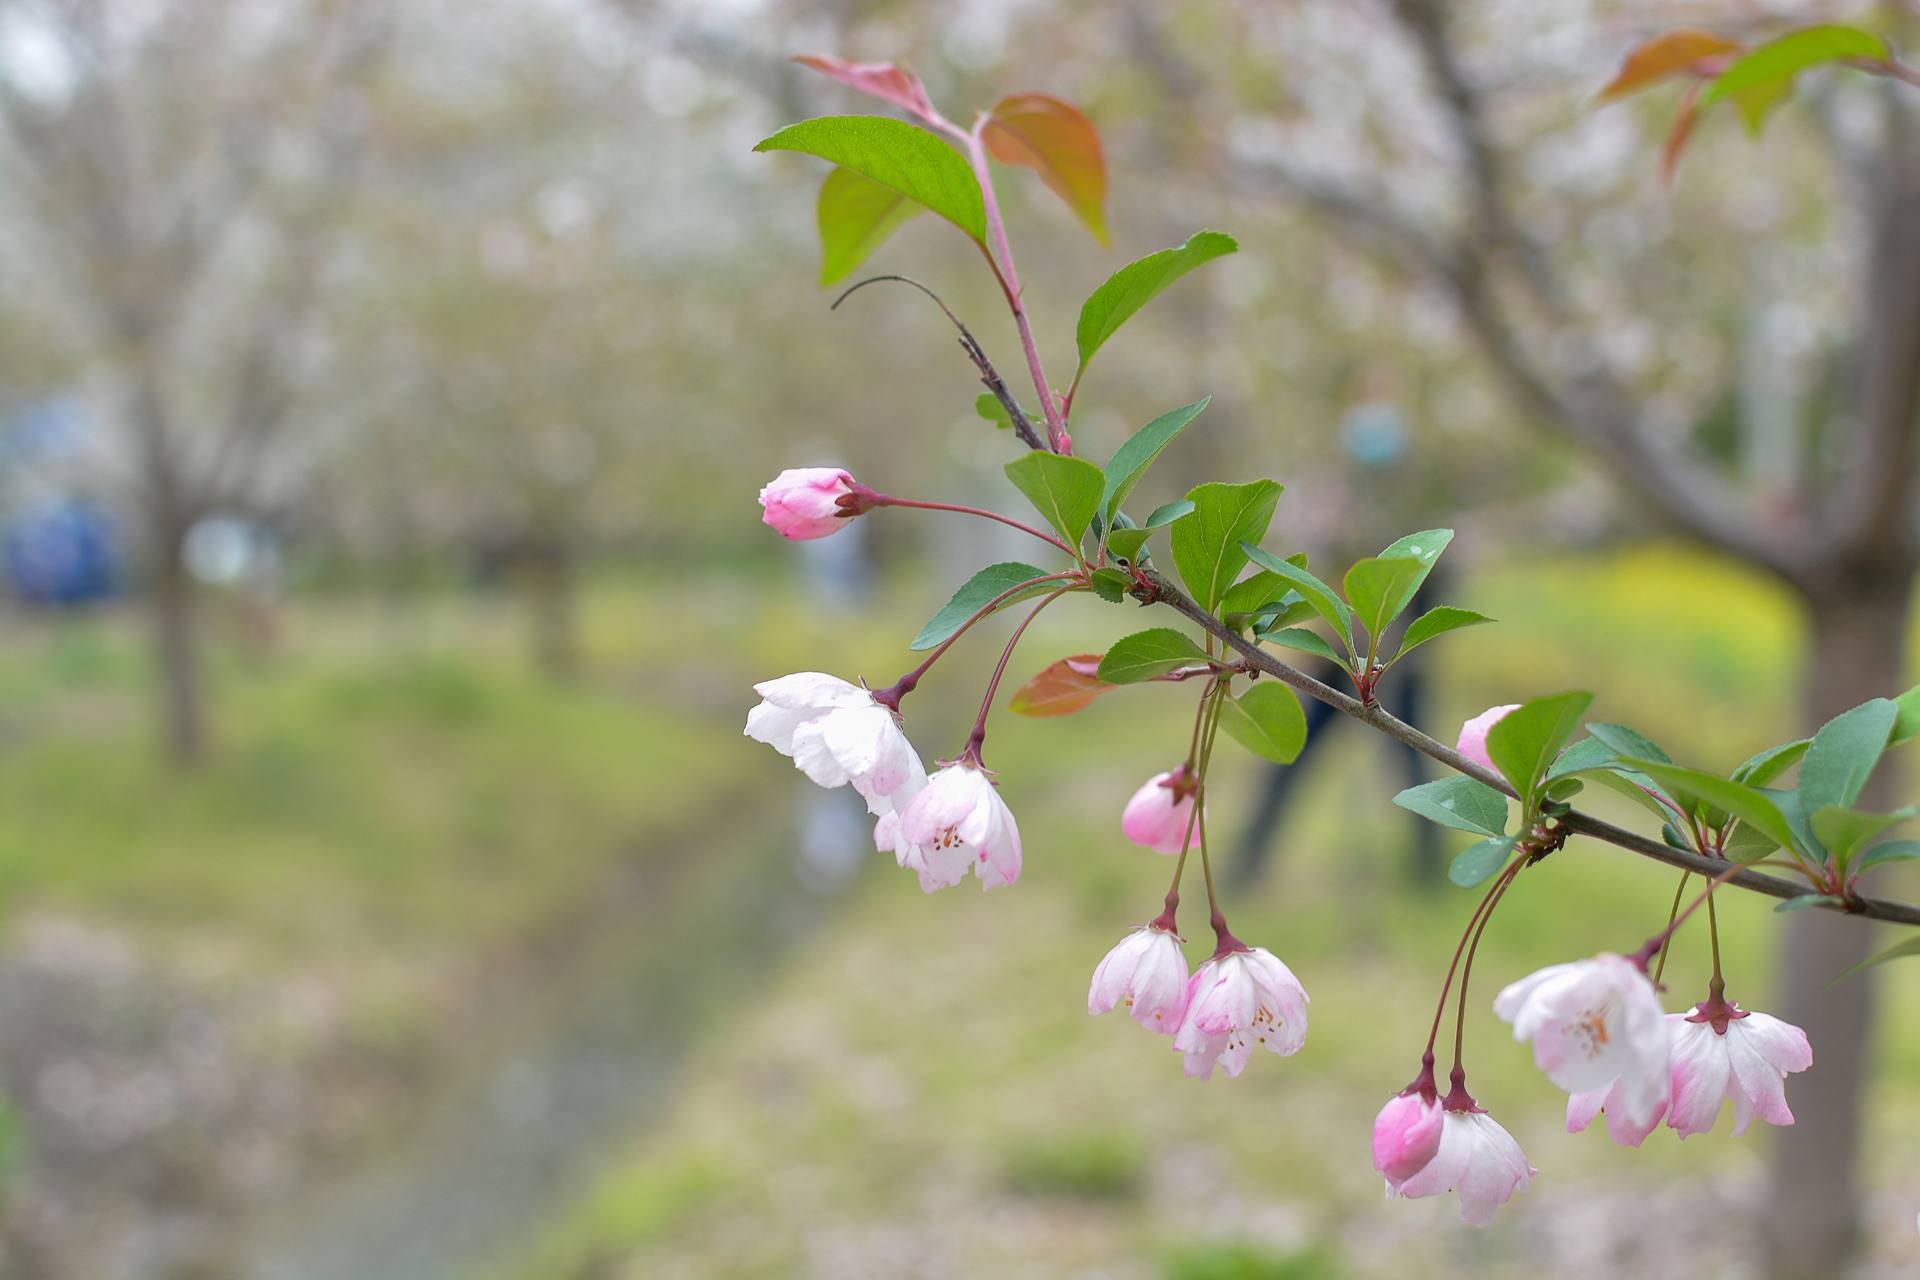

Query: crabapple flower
<box><xmin>759</xmin><ymin>467</ymin><xmax>857</xmax><ymax>540</ymax></box>
<box><xmin>1565</xmin><ymin>1070</ymin><xmax>1668</xmax><ymax>1147</ymax></box>
<box><xmin>1666</xmin><ymin>1003</ymin><xmax>1812</xmax><ymax>1138</ymax></box>
<box><xmin>1494</xmin><ymin>953</ymin><xmax>1671</xmax><ymax>1132</ymax></box>
<box><xmin>1372</xmin><ymin>1090</ymin><xmax>1445</xmax><ymax>1189</ymax></box>
<box><xmin>1120</xmin><ymin>769</ymin><xmax>1202</xmax><ymax>855</ymax></box>
<box><xmin>1173</xmin><ymin>946</ymin><xmax>1309</xmax><ymax>1078</ymax></box>
<box><xmin>1392</xmin><ymin>1106</ymin><xmax>1536</xmax><ymax>1226</ymax></box>
<box><xmin>745</xmin><ymin>673</ymin><xmax>921</xmax><ymax>805</ymax></box>
<box><xmin>1456</xmin><ymin>703</ymin><xmax>1518</xmax><ymax>774</ymax></box>
<box><xmin>894</xmin><ymin>762</ymin><xmax>1022</xmax><ymax>892</ymax></box>
<box><xmin>1088</xmin><ymin>925</ymin><xmax>1190</xmax><ymax>1032</ymax></box>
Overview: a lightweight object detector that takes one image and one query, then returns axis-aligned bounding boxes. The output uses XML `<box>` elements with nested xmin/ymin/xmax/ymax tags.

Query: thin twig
<box><xmin>1141</xmin><ymin>569</ymin><xmax>1920</xmax><ymax>928</ymax></box>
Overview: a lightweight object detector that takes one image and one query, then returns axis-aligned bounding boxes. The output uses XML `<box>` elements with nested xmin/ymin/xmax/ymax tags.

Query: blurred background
<box><xmin>0</xmin><ymin>0</ymin><xmax>1915</xmax><ymax>1276</ymax></box>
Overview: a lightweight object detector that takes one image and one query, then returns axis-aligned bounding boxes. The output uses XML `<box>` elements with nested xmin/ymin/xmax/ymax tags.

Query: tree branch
<box><xmin>1141</xmin><ymin>568</ymin><xmax>1920</xmax><ymax>929</ymax></box>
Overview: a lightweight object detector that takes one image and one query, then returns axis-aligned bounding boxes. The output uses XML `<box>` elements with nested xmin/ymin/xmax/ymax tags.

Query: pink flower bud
<box><xmin>1455</xmin><ymin>703</ymin><xmax>1519</xmax><ymax>773</ymax></box>
<box><xmin>1120</xmin><ymin>769</ymin><xmax>1202</xmax><ymax>855</ymax></box>
<box><xmin>1372</xmin><ymin>1090</ymin><xmax>1445</xmax><ymax>1188</ymax></box>
<box><xmin>759</xmin><ymin>467</ymin><xmax>856</xmax><ymax>540</ymax></box>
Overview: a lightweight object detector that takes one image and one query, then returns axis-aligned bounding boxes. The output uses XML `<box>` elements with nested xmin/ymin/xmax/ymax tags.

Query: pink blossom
<box><xmin>1088</xmin><ymin>926</ymin><xmax>1190</xmax><ymax>1032</ymax></box>
<box><xmin>894</xmin><ymin>762</ymin><xmax>1022</xmax><ymax>892</ymax></box>
<box><xmin>1493</xmin><ymin>953</ymin><xmax>1670</xmax><ymax>1132</ymax></box>
<box><xmin>759</xmin><ymin>467</ymin><xmax>855</xmax><ymax>540</ymax></box>
<box><xmin>1372</xmin><ymin>1090</ymin><xmax>1445</xmax><ymax>1189</ymax></box>
<box><xmin>745</xmin><ymin>672</ymin><xmax>922</xmax><ymax>804</ymax></box>
<box><xmin>1666</xmin><ymin>1003</ymin><xmax>1812</xmax><ymax>1138</ymax></box>
<box><xmin>1120</xmin><ymin>769</ymin><xmax>1202</xmax><ymax>855</ymax></box>
<box><xmin>1565</xmin><ymin>1070</ymin><xmax>1668</xmax><ymax>1147</ymax></box>
<box><xmin>1455</xmin><ymin>703</ymin><xmax>1519</xmax><ymax>774</ymax></box>
<box><xmin>1173</xmin><ymin>946</ymin><xmax>1309</xmax><ymax>1078</ymax></box>
<box><xmin>1392</xmin><ymin>1106</ymin><xmax>1536</xmax><ymax>1226</ymax></box>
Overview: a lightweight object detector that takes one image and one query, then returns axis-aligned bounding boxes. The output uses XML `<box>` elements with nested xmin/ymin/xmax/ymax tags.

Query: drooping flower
<box><xmin>1666</xmin><ymin>1002</ymin><xmax>1812</xmax><ymax>1138</ymax></box>
<box><xmin>1565</xmin><ymin>1069</ymin><xmax>1669</xmax><ymax>1147</ymax></box>
<box><xmin>1088</xmin><ymin>925</ymin><xmax>1190</xmax><ymax>1032</ymax></box>
<box><xmin>1372</xmin><ymin>1089</ymin><xmax>1445</xmax><ymax>1189</ymax></box>
<box><xmin>1455</xmin><ymin>703</ymin><xmax>1519</xmax><ymax>774</ymax></box>
<box><xmin>1173</xmin><ymin>946</ymin><xmax>1309</xmax><ymax>1078</ymax></box>
<box><xmin>745</xmin><ymin>673</ymin><xmax>922</xmax><ymax>804</ymax></box>
<box><xmin>1493</xmin><ymin>952</ymin><xmax>1671</xmax><ymax>1132</ymax></box>
<box><xmin>1120</xmin><ymin>768</ymin><xmax>1202</xmax><ymax>855</ymax></box>
<box><xmin>759</xmin><ymin>467</ymin><xmax>858</xmax><ymax>540</ymax></box>
<box><xmin>1392</xmin><ymin>1104</ymin><xmax>1536</xmax><ymax>1226</ymax></box>
<box><xmin>895</xmin><ymin>762</ymin><xmax>1022</xmax><ymax>892</ymax></box>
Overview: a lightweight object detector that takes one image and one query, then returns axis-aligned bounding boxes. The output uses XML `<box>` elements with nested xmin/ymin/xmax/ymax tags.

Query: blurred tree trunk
<box><xmin>148</xmin><ymin>526</ymin><xmax>205</xmax><ymax>766</ymax></box>
<box><xmin>1766</xmin><ymin>570</ymin><xmax>1912</xmax><ymax>1276</ymax></box>
<box><xmin>524</xmin><ymin>536</ymin><xmax>580</xmax><ymax>681</ymax></box>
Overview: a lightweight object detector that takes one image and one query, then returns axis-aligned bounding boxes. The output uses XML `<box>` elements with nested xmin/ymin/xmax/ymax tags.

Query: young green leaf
<box><xmin>1585</xmin><ymin>723</ymin><xmax>1674</xmax><ymax>766</ymax></box>
<box><xmin>1799</xmin><ymin>697</ymin><xmax>1898</xmax><ymax>813</ymax></box>
<box><xmin>1344</xmin><ymin>556</ymin><xmax>1427</xmax><ymax>650</ymax></box>
<box><xmin>1775</xmin><ymin>893</ymin><xmax>1849</xmax><ymax>914</ymax></box>
<box><xmin>1855</xmin><ymin>840</ymin><xmax>1920</xmax><ymax>874</ymax></box>
<box><xmin>1169</xmin><ymin>480</ymin><xmax>1283</xmax><ymax>610</ymax></box>
<box><xmin>1579</xmin><ymin>766</ymin><xmax>1685</xmax><ymax>828</ymax></box>
<box><xmin>1393</xmin><ymin>606</ymin><xmax>1491</xmax><ymax>662</ymax></box>
<box><xmin>1450</xmin><ymin>836</ymin><xmax>1518</xmax><ymax>888</ymax></box>
<box><xmin>1240</xmin><ymin>545</ymin><xmax>1354</xmax><ymax>655</ymax></box>
<box><xmin>816</xmin><ymin>166</ymin><xmax>925</xmax><ymax>285</ymax></box>
<box><xmin>1074</xmin><ymin>231</ymin><xmax>1238</xmax><ymax>380</ymax></box>
<box><xmin>1543</xmin><ymin>735</ymin><xmax>1619</xmax><ymax>782</ymax></box>
<box><xmin>911</xmin><ymin>562</ymin><xmax>1051</xmax><ymax>650</ymax></box>
<box><xmin>1106</xmin><ymin>528</ymin><xmax>1152</xmax><ymax>563</ymax></box>
<box><xmin>981</xmin><ymin>92</ymin><xmax>1109</xmax><ymax>245</ymax></box>
<box><xmin>1089</xmin><ymin>567</ymin><xmax>1132</xmax><ymax>603</ymax></box>
<box><xmin>1003</xmin><ymin>451</ymin><xmax>1106</xmax><ymax>549</ymax></box>
<box><xmin>1216</xmin><ymin>684</ymin><xmax>1308</xmax><ymax>764</ymax></box>
<box><xmin>1810</xmin><ymin>805</ymin><xmax>1915</xmax><ymax>867</ymax></box>
<box><xmin>1485</xmin><ymin>692</ymin><xmax>1593</xmax><ymax>803</ymax></box>
<box><xmin>1008</xmin><ymin>655</ymin><xmax>1111</xmax><ymax>717</ymax></box>
<box><xmin>1699</xmin><ymin>26</ymin><xmax>1887</xmax><ymax>122</ymax></box>
<box><xmin>1393</xmin><ymin>776</ymin><xmax>1510</xmax><ymax>838</ymax></box>
<box><xmin>1264</xmin><ymin>627</ymin><xmax>1343</xmax><ymax>664</ymax></box>
<box><xmin>1835</xmin><ymin>932</ymin><xmax>1920</xmax><ymax>980</ymax></box>
<box><xmin>1096</xmin><ymin>628</ymin><xmax>1212</xmax><ymax>684</ymax></box>
<box><xmin>754</xmin><ymin>116</ymin><xmax>986</xmax><ymax>244</ymax></box>
<box><xmin>975</xmin><ymin>392</ymin><xmax>1017</xmax><ymax>430</ymax></box>
<box><xmin>1218</xmin><ymin>554</ymin><xmax>1308</xmax><ymax>621</ymax></box>
<box><xmin>1733</xmin><ymin>737</ymin><xmax>1809</xmax><ymax>785</ymax></box>
<box><xmin>1101</xmin><ymin>398</ymin><xmax>1210</xmax><ymax>524</ymax></box>
<box><xmin>1888</xmin><ymin>684</ymin><xmax>1920</xmax><ymax>747</ymax></box>
<box><xmin>1620</xmin><ymin>758</ymin><xmax>1801</xmax><ymax>854</ymax></box>
<box><xmin>1143</xmin><ymin>498</ymin><xmax>1195</xmax><ymax>528</ymax></box>
<box><xmin>1374</xmin><ymin>529</ymin><xmax>1453</xmax><ymax>617</ymax></box>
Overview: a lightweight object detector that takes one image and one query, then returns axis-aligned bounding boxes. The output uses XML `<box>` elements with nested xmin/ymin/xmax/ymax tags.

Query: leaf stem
<box><xmin>961</xmin><ymin>586</ymin><xmax>1073</xmax><ymax>764</ymax></box>
<box><xmin>871</xmin><ymin>571</ymin><xmax>1078</xmax><ymax>711</ymax></box>
<box><xmin>1451</xmin><ymin>857</ymin><xmax>1524</xmax><ymax>1075</ymax></box>
<box><xmin>877</xmin><ymin>494</ymin><xmax>1074</xmax><ymax>555</ymax></box>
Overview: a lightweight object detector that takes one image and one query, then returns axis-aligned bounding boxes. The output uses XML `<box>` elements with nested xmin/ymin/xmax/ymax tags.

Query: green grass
<box><xmin>501</xmin><ymin>543</ymin><xmax>1920</xmax><ymax>1280</ymax></box>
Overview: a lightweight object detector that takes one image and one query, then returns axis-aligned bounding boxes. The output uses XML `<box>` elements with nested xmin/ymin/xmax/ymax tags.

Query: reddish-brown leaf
<box><xmin>982</xmin><ymin>93</ymin><xmax>1109</xmax><ymax>246</ymax></box>
<box><xmin>1660</xmin><ymin>80</ymin><xmax>1704</xmax><ymax>183</ymax></box>
<box><xmin>1598</xmin><ymin>28</ymin><xmax>1742</xmax><ymax>101</ymax></box>
<box><xmin>1008</xmin><ymin>654</ymin><xmax>1113</xmax><ymax>717</ymax></box>
<box><xmin>792</xmin><ymin>55</ymin><xmax>938</xmax><ymax>124</ymax></box>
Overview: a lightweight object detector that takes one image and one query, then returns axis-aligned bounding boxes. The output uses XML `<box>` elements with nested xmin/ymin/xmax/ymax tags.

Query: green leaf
<box><xmin>1836</xmin><ymin>931</ymin><xmax>1920</xmax><ymax>979</ymax></box>
<box><xmin>1143</xmin><ymin>499</ymin><xmax>1195</xmax><ymax>528</ymax></box>
<box><xmin>1216</xmin><ymin>683</ymin><xmax>1308</xmax><ymax>764</ymax></box>
<box><xmin>1889</xmin><ymin>684</ymin><xmax>1920</xmax><ymax>747</ymax></box>
<box><xmin>1621</xmin><ymin>758</ymin><xmax>1801</xmax><ymax>854</ymax></box>
<box><xmin>1856</xmin><ymin>840</ymin><xmax>1920</xmax><ymax>873</ymax></box>
<box><xmin>1724</xmin><ymin>820</ymin><xmax>1780</xmax><ymax>862</ymax></box>
<box><xmin>1218</xmin><ymin>553</ymin><xmax>1308</xmax><ymax>622</ymax></box>
<box><xmin>1106</xmin><ymin>528</ymin><xmax>1152</xmax><ymax>563</ymax></box>
<box><xmin>1811</xmin><ymin>805</ymin><xmax>1915</xmax><ymax>867</ymax></box>
<box><xmin>1344</xmin><ymin>556</ymin><xmax>1427</xmax><ymax>650</ymax></box>
<box><xmin>1485</xmin><ymin>692</ymin><xmax>1593</xmax><ymax>803</ymax></box>
<box><xmin>1543</xmin><ymin>735</ymin><xmax>1620</xmax><ymax>782</ymax></box>
<box><xmin>1373</xmin><ymin>529</ymin><xmax>1453</xmax><ymax>618</ymax></box>
<box><xmin>1393</xmin><ymin>606</ymin><xmax>1491</xmax><ymax>662</ymax></box>
<box><xmin>1580</xmin><ymin>767</ymin><xmax>1686</xmax><ymax>828</ymax></box>
<box><xmin>1074</xmin><ymin>230</ymin><xmax>1238</xmax><ymax>381</ymax></box>
<box><xmin>1169</xmin><ymin>480</ymin><xmax>1283</xmax><ymax>610</ymax></box>
<box><xmin>1003</xmin><ymin>451</ymin><xmax>1106</xmax><ymax>549</ymax></box>
<box><xmin>755</xmin><ymin>116</ymin><xmax>985</xmax><ymax>244</ymax></box>
<box><xmin>1096</xmin><ymin>628</ymin><xmax>1211</xmax><ymax>684</ymax></box>
<box><xmin>1585</xmin><ymin>723</ymin><xmax>1673</xmax><ymax>766</ymax></box>
<box><xmin>1240</xmin><ymin>544</ymin><xmax>1354</xmax><ymax>655</ymax></box>
<box><xmin>1734</xmin><ymin>738</ymin><xmax>1811</xmax><ymax>785</ymax></box>
<box><xmin>1088</xmin><ymin>567</ymin><xmax>1132</xmax><ymax>603</ymax></box>
<box><xmin>816</xmin><ymin>166</ymin><xmax>925</xmax><ymax>286</ymax></box>
<box><xmin>1394</xmin><ymin>776</ymin><xmax>1510</xmax><ymax>838</ymax></box>
<box><xmin>1774</xmin><ymin>893</ymin><xmax>1849</xmax><ymax>914</ymax></box>
<box><xmin>1101</xmin><ymin>397</ymin><xmax>1210</xmax><ymax>524</ymax></box>
<box><xmin>1700</xmin><ymin>26</ymin><xmax>1888</xmax><ymax>121</ymax></box>
<box><xmin>1253</xmin><ymin>601</ymin><xmax>1318</xmax><ymax>638</ymax></box>
<box><xmin>1799</xmin><ymin>698</ymin><xmax>1899</xmax><ymax>813</ymax></box>
<box><xmin>1450</xmin><ymin>836</ymin><xmax>1518</xmax><ymax>888</ymax></box>
<box><xmin>1264</xmin><ymin>627</ymin><xmax>1343</xmax><ymax>664</ymax></box>
<box><xmin>911</xmin><ymin>561</ymin><xmax>1051</xmax><ymax>650</ymax></box>
<box><xmin>975</xmin><ymin>392</ymin><xmax>1016</xmax><ymax>430</ymax></box>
